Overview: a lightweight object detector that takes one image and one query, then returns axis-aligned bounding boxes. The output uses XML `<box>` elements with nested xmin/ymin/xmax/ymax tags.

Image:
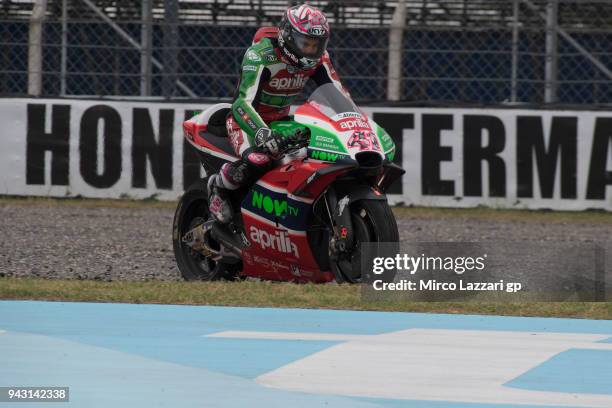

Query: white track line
<box><xmin>209</xmin><ymin>329</ymin><xmax>612</xmax><ymax>407</ymax></box>
<box><xmin>206</xmin><ymin>331</ymin><xmax>370</xmax><ymax>342</ymax></box>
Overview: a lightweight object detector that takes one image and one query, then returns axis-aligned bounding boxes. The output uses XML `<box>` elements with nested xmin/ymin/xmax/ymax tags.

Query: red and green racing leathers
<box><xmin>214</xmin><ymin>34</ymin><xmax>347</xmax><ymax>193</ymax></box>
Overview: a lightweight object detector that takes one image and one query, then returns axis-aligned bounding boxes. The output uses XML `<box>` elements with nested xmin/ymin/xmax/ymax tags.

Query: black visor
<box><xmin>291</xmin><ymin>30</ymin><xmax>328</xmax><ymax>59</ymax></box>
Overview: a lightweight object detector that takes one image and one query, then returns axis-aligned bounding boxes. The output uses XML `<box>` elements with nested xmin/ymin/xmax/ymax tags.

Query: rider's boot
<box><xmin>207</xmin><ymin>174</ymin><xmax>233</xmax><ymax>224</ymax></box>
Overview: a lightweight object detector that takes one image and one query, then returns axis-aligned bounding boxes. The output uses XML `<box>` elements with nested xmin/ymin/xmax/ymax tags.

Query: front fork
<box><xmin>324</xmin><ymin>187</ymin><xmax>354</xmax><ymax>260</ymax></box>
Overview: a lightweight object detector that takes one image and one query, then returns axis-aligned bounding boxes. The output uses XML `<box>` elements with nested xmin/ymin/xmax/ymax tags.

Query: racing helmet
<box><xmin>278</xmin><ymin>4</ymin><xmax>330</xmax><ymax>70</ymax></box>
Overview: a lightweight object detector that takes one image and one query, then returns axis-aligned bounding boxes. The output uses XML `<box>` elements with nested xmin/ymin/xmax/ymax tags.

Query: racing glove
<box><xmin>254</xmin><ymin>127</ymin><xmax>309</xmax><ymax>158</ymax></box>
<box><xmin>254</xmin><ymin>128</ymin><xmax>290</xmax><ymax>158</ymax></box>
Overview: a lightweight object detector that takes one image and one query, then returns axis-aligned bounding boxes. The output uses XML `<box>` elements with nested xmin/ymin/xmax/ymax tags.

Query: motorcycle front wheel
<box><xmin>332</xmin><ymin>199</ymin><xmax>399</xmax><ymax>283</ymax></box>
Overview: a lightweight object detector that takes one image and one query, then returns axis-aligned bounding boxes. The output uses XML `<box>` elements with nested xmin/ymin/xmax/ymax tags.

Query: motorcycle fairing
<box><xmin>241</xmin><ymin>207</ymin><xmax>333</xmax><ymax>282</ymax></box>
<box><xmin>242</xmin><ymin>180</ymin><xmax>312</xmax><ymax>232</ymax></box>
<box><xmin>239</xmin><ymin>170</ymin><xmax>316</xmax><ymax>278</ymax></box>
<box><xmin>183</xmin><ymin>105</ymin><xmax>239</xmax><ymax>163</ymax></box>
<box><xmin>239</xmin><ymin>161</ymin><xmax>352</xmax><ymax>282</ymax></box>
<box><xmin>294</xmin><ymin>101</ymin><xmax>396</xmax><ymax>163</ymax></box>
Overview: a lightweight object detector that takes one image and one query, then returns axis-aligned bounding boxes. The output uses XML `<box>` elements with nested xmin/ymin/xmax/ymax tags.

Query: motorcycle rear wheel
<box><xmin>172</xmin><ymin>179</ymin><xmax>239</xmax><ymax>281</ymax></box>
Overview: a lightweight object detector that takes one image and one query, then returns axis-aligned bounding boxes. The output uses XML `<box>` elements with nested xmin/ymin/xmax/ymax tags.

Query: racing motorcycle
<box><xmin>173</xmin><ymin>83</ymin><xmax>404</xmax><ymax>283</ymax></box>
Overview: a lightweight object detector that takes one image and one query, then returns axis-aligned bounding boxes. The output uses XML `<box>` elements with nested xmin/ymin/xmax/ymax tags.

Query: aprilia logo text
<box><xmin>249</xmin><ymin>226</ymin><xmax>299</xmax><ymax>258</ymax></box>
<box><xmin>269</xmin><ymin>74</ymin><xmax>307</xmax><ymax>90</ymax></box>
<box><xmin>340</xmin><ymin>119</ymin><xmax>370</xmax><ymax>130</ymax></box>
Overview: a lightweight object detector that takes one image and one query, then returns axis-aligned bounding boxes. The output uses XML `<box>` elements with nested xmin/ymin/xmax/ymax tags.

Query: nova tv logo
<box><xmin>252</xmin><ymin>191</ymin><xmax>298</xmax><ymax>217</ymax></box>
<box><xmin>310</xmin><ymin>150</ymin><xmax>340</xmax><ymax>162</ymax></box>
<box><xmin>249</xmin><ymin>226</ymin><xmax>300</xmax><ymax>258</ymax></box>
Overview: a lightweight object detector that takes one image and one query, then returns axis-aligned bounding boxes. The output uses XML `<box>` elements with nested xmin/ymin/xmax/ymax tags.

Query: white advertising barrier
<box><xmin>0</xmin><ymin>98</ymin><xmax>205</xmax><ymax>201</ymax></box>
<box><xmin>0</xmin><ymin>98</ymin><xmax>610</xmax><ymax>211</ymax></box>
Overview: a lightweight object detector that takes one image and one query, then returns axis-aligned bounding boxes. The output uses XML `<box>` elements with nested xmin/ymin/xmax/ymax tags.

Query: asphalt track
<box><xmin>1</xmin><ymin>300</ymin><xmax>612</xmax><ymax>407</ymax></box>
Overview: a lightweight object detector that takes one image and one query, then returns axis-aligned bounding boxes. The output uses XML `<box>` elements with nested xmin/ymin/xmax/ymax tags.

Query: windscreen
<box><xmin>307</xmin><ymin>83</ymin><xmax>360</xmax><ymax>119</ymax></box>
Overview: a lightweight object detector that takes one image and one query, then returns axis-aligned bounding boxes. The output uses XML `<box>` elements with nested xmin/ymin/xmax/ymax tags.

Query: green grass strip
<box><xmin>1</xmin><ymin>278</ymin><xmax>610</xmax><ymax>319</ymax></box>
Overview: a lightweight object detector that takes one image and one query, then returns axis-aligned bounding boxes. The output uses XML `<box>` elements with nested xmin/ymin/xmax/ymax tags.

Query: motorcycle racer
<box><xmin>208</xmin><ymin>3</ymin><xmax>350</xmax><ymax>223</ymax></box>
